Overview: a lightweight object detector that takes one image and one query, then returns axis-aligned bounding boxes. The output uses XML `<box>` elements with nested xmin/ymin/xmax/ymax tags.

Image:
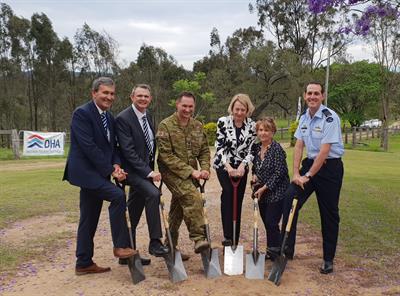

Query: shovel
<box><xmin>115</xmin><ymin>180</ymin><xmax>145</xmax><ymax>284</ymax></box>
<box><xmin>268</xmin><ymin>197</ymin><xmax>298</xmax><ymax>286</ymax></box>
<box><xmin>245</xmin><ymin>197</ymin><xmax>265</xmax><ymax>279</ymax></box>
<box><xmin>199</xmin><ymin>179</ymin><xmax>222</xmax><ymax>279</ymax></box>
<box><xmin>158</xmin><ymin>181</ymin><xmax>188</xmax><ymax>283</ymax></box>
<box><xmin>224</xmin><ymin>177</ymin><xmax>244</xmax><ymax>275</ymax></box>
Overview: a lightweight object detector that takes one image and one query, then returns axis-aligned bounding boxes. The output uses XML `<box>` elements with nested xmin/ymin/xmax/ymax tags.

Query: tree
<box><xmin>250</xmin><ymin>0</ymin><xmax>348</xmax><ymax>70</ymax></box>
<box><xmin>328</xmin><ymin>61</ymin><xmax>382</xmax><ymax>127</ymax></box>
<box><xmin>310</xmin><ymin>0</ymin><xmax>400</xmax><ymax>150</ymax></box>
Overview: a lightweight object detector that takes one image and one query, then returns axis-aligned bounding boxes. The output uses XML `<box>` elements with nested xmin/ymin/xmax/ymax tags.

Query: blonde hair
<box><xmin>227</xmin><ymin>93</ymin><xmax>255</xmax><ymax>117</ymax></box>
<box><xmin>256</xmin><ymin>117</ymin><xmax>277</xmax><ymax>134</ymax></box>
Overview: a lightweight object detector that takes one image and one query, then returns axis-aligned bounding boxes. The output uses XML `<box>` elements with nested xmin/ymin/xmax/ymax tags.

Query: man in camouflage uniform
<box><xmin>156</xmin><ymin>91</ymin><xmax>211</xmax><ymax>254</ymax></box>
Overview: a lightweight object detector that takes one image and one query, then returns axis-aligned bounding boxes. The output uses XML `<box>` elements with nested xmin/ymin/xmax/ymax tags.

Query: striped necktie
<box><xmin>100</xmin><ymin>112</ymin><xmax>109</xmax><ymax>140</ymax></box>
<box><xmin>142</xmin><ymin>115</ymin><xmax>153</xmax><ymax>158</ymax></box>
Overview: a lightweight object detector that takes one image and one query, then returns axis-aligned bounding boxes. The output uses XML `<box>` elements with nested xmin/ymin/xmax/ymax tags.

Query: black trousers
<box><xmin>126</xmin><ymin>174</ymin><xmax>163</xmax><ymax>248</ymax></box>
<box><xmin>282</xmin><ymin>158</ymin><xmax>344</xmax><ymax>261</ymax></box>
<box><xmin>76</xmin><ymin>181</ymin><xmax>130</xmax><ymax>268</ymax></box>
<box><xmin>259</xmin><ymin>198</ymin><xmax>284</xmax><ymax>249</ymax></box>
<box><xmin>216</xmin><ymin>167</ymin><xmax>248</xmax><ymax>243</ymax></box>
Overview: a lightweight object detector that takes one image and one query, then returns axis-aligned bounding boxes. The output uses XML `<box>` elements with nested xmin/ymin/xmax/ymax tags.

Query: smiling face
<box><xmin>304</xmin><ymin>83</ymin><xmax>324</xmax><ymax>115</ymax></box>
<box><xmin>176</xmin><ymin>95</ymin><xmax>195</xmax><ymax>122</ymax></box>
<box><xmin>92</xmin><ymin>84</ymin><xmax>116</xmax><ymax>111</ymax></box>
<box><xmin>232</xmin><ymin>100</ymin><xmax>247</xmax><ymax>124</ymax></box>
<box><xmin>257</xmin><ymin>124</ymin><xmax>274</xmax><ymax>145</ymax></box>
<box><xmin>131</xmin><ymin>87</ymin><xmax>152</xmax><ymax>113</ymax></box>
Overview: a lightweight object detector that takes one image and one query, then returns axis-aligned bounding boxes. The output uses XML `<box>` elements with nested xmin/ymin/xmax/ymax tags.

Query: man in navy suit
<box><xmin>115</xmin><ymin>84</ymin><xmax>169</xmax><ymax>266</ymax></box>
<box><xmin>63</xmin><ymin>77</ymin><xmax>135</xmax><ymax>275</ymax></box>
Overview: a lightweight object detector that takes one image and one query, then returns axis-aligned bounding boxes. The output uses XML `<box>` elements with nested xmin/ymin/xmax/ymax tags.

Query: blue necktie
<box><xmin>142</xmin><ymin>115</ymin><xmax>153</xmax><ymax>158</ymax></box>
<box><xmin>100</xmin><ymin>112</ymin><xmax>109</xmax><ymax>140</ymax></box>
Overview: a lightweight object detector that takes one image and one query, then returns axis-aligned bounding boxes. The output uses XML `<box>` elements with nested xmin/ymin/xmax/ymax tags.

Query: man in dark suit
<box><xmin>115</xmin><ymin>84</ymin><xmax>169</xmax><ymax>265</ymax></box>
<box><xmin>63</xmin><ymin>77</ymin><xmax>135</xmax><ymax>276</ymax></box>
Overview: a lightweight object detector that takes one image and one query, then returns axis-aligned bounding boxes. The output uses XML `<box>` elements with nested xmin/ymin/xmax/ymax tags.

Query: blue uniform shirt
<box><xmin>294</xmin><ymin>104</ymin><xmax>344</xmax><ymax>159</ymax></box>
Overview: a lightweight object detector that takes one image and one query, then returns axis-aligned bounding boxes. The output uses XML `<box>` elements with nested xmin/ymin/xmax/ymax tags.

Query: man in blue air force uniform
<box><xmin>281</xmin><ymin>81</ymin><xmax>344</xmax><ymax>274</ymax></box>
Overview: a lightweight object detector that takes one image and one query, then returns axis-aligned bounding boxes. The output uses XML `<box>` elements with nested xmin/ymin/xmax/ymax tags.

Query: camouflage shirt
<box><xmin>156</xmin><ymin>112</ymin><xmax>210</xmax><ymax>180</ymax></box>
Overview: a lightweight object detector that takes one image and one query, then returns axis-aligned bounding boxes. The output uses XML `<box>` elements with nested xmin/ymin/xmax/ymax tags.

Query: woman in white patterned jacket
<box><xmin>213</xmin><ymin>93</ymin><xmax>256</xmax><ymax>247</ymax></box>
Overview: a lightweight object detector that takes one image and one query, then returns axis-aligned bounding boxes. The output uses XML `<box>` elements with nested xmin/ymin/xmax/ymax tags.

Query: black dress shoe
<box><xmin>319</xmin><ymin>261</ymin><xmax>333</xmax><ymax>274</ymax></box>
<box><xmin>149</xmin><ymin>240</ymin><xmax>169</xmax><ymax>257</ymax></box>
<box><xmin>119</xmin><ymin>257</ymin><xmax>151</xmax><ymax>266</ymax></box>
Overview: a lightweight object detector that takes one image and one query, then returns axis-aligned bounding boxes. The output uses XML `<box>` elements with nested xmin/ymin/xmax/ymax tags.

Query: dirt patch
<box><xmin>1</xmin><ymin>172</ymin><xmax>399</xmax><ymax>295</ymax></box>
<box><xmin>0</xmin><ymin>161</ymin><xmax>65</xmax><ymax>172</ymax></box>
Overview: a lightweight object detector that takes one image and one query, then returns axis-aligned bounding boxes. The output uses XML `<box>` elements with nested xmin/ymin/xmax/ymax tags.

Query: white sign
<box><xmin>23</xmin><ymin>131</ymin><xmax>65</xmax><ymax>156</ymax></box>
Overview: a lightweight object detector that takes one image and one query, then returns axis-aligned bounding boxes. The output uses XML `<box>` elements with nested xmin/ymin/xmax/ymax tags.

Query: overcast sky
<box><xmin>6</xmin><ymin>0</ymin><xmax>374</xmax><ymax>70</ymax></box>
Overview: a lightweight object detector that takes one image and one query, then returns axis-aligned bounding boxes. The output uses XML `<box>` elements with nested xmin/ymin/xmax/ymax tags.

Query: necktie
<box><xmin>142</xmin><ymin>115</ymin><xmax>153</xmax><ymax>158</ymax></box>
<box><xmin>100</xmin><ymin>112</ymin><xmax>109</xmax><ymax>140</ymax></box>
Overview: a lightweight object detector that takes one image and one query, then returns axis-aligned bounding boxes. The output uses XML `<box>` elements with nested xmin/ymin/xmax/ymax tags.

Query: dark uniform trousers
<box><xmin>281</xmin><ymin>158</ymin><xmax>344</xmax><ymax>261</ymax></box>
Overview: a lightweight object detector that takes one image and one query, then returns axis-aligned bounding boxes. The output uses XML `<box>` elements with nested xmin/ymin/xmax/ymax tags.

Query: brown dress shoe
<box><xmin>113</xmin><ymin>247</ymin><xmax>136</xmax><ymax>258</ymax></box>
<box><xmin>75</xmin><ymin>263</ymin><xmax>111</xmax><ymax>276</ymax></box>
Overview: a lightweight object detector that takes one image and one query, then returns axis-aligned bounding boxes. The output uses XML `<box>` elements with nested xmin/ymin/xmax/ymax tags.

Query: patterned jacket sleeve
<box><xmin>214</xmin><ymin>117</ymin><xmax>227</xmax><ymax>167</ymax></box>
<box><xmin>242</xmin><ymin>119</ymin><xmax>256</xmax><ymax>165</ymax></box>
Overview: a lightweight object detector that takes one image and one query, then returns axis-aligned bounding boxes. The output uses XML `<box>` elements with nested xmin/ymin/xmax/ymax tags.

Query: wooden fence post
<box><xmin>352</xmin><ymin>127</ymin><xmax>356</xmax><ymax>148</ymax></box>
<box><xmin>345</xmin><ymin>128</ymin><xmax>348</xmax><ymax>144</ymax></box>
<box><xmin>11</xmin><ymin>129</ymin><xmax>20</xmax><ymax>159</ymax></box>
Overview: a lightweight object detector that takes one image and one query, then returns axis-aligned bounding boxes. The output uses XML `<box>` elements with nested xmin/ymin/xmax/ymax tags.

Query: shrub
<box><xmin>289</xmin><ymin>121</ymin><xmax>299</xmax><ymax>147</ymax></box>
<box><xmin>204</xmin><ymin>122</ymin><xmax>217</xmax><ymax>146</ymax></box>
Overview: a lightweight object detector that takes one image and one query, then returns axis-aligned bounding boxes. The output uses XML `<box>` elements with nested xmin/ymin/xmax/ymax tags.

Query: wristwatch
<box><xmin>305</xmin><ymin>171</ymin><xmax>312</xmax><ymax>178</ymax></box>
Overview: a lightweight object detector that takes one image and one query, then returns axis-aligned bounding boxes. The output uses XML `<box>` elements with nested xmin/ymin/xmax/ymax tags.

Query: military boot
<box><xmin>194</xmin><ymin>240</ymin><xmax>210</xmax><ymax>254</ymax></box>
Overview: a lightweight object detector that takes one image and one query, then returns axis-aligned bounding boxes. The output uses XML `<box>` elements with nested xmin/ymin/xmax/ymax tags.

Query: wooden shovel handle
<box><xmin>285</xmin><ymin>198</ymin><xmax>298</xmax><ymax>232</ymax></box>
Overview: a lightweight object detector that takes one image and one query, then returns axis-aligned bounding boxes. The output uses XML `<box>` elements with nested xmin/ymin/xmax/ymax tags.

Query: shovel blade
<box><xmin>127</xmin><ymin>254</ymin><xmax>145</xmax><ymax>284</ymax></box>
<box><xmin>201</xmin><ymin>248</ymin><xmax>222</xmax><ymax>279</ymax></box>
<box><xmin>268</xmin><ymin>255</ymin><xmax>288</xmax><ymax>286</ymax></box>
<box><xmin>164</xmin><ymin>250</ymin><xmax>188</xmax><ymax>283</ymax></box>
<box><xmin>245</xmin><ymin>252</ymin><xmax>265</xmax><ymax>279</ymax></box>
<box><xmin>224</xmin><ymin>245</ymin><xmax>244</xmax><ymax>275</ymax></box>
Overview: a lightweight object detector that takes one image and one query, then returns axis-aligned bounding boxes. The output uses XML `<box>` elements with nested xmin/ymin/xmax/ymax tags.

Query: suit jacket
<box><xmin>213</xmin><ymin>115</ymin><xmax>256</xmax><ymax>169</ymax></box>
<box><xmin>63</xmin><ymin>100</ymin><xmax>120</xmax><ymax>189</ymax></box>
<box><xmin>115</xmin><ymin>106</ymin><xmax>156</xmax><ymax>182</ymax></box>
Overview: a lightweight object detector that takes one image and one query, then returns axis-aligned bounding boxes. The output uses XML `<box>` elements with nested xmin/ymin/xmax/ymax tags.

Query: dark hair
<box><xmin>131</xmin><ymin>84</ymin><xmax>151</xmax><ymax>95</ymax></box>
<box><xmin>177</xmin><ymin>91</ymin><xmax>196</xmax><ymax>102</ymax></box>
<box><xmin>92</xmin><ymin>77</ymin><xmax>114</xmax><ymax>92</ymax></box>
<box><xmin>304</xmin><ymin>81</ymin><xmax>324</xmax><ymax>94</ymax></box>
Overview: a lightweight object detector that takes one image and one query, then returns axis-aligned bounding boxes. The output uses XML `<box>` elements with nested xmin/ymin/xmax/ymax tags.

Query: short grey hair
<box><xmin>92</xmin><ymin>77</ymin><xmax>115</xmax><ymax>92</ymax></box>
<box><xmin>131</xmin><ymin>84</ymin><xmax>151</xmax><ymax>96</ymax></box>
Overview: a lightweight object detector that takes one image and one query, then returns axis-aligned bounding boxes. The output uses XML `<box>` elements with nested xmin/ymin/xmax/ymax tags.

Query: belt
<box><xmin>306</xmin><ymin>158</ymin><xmax>341</xmax><ymax>164</ymax></box>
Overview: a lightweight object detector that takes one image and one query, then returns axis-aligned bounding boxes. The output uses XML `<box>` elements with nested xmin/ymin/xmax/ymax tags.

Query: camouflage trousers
<box><xmin>163</xmin><ymin>176</ymin><xmax>206</xmax><ymax>247</ymax></box>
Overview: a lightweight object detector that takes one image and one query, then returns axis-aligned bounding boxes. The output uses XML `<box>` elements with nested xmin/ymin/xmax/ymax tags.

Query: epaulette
<box><xmin>322</xmin><ymin>109</ymin><xmax>332</xmax><ymax>117</ymax></box>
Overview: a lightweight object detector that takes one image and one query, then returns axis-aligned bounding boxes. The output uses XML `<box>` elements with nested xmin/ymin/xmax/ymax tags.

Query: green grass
<box><xmin>0</xmin><ymin>161</ymin><xmax>78</xmax><ymax>228</ymax></box>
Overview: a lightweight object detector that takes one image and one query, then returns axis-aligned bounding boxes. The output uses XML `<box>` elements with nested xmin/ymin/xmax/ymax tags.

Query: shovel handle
<box><xmin>253</xmin><ymin>198</ymin><xmax>259</xmax><ymax>229</ymax></box>
<box><xmin>285</xmin><ymin>198</ymin><xmax>298</xmax><ymax>232</ymax></box>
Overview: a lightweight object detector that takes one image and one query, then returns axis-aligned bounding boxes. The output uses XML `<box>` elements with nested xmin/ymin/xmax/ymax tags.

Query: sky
<box><xmin>5</xmin><ymin>0</ymin><xmax>374</xmax><ymax>70</ymax></box>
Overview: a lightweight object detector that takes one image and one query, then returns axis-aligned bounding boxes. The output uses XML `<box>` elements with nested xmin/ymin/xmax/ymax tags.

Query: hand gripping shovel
<box><xmin>158</xmin><ymin>181</ymin><xmax>188</xmax><ymax>283</ymax></box>
<box><xmin>199</xmin><ymin>179</ymin><xmax>222</xmax><ymax>279</ymax></box>
<box><xmin>115</xmin><ymin>180</ymin><xmax>145</xmax><ymax>284</ymax></box>
<box><xmin>268</xmin><ymin>197</ymin><xmax>298</xmax><ymax>286</ymax></box>
<box><xmin>245</xmin><ymin>197</ymin><xmax>265</xmax><ymax>279</ymax></box>
<box><xmin>224</xmin><ymin>177</ymin><xmax>244</xmax><ymax>275</ymax></box>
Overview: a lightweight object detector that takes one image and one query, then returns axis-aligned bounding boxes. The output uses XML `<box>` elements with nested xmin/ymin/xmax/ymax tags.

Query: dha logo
<box><xmin>27</xmin><ymin>134</ymin><xmax>61</xmax><ymax>149</ymax></box>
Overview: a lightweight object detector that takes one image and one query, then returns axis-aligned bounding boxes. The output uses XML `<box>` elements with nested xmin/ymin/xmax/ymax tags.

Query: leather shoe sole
<box><xmin>75</xmin><ymin>263</ymin><xmax>111</xmax><ymax>276</ymax></box>
<box><xmin>113</xmin><ymin>247</ymin><xmax>136</xmax><ymax>259</ymax></box>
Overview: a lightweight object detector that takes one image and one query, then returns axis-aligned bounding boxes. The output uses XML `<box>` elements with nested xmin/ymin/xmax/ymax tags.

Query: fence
<box><xmin>343</xmin><ymin>126</ymin><xmax>400</xmax><ymax>148</ymax></box>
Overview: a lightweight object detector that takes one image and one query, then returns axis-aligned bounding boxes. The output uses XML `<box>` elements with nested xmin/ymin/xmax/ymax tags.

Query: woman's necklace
<box><xmin>260</xmin><ymin>142</ymin><xmax>271</xmax><ymax>160</ymax></box>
